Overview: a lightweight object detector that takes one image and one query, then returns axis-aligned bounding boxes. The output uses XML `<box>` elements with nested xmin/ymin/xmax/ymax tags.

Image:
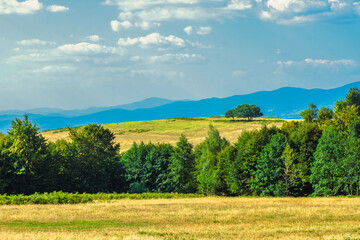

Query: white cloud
<box><xmin>226</xmin><ymin>0</ymin><xmax>252</xmax><ymax>10</ymax></box>
<box><xmin>130</xmin><ymin>69</ymin><xmax>185</xmax><ymax>83</ymax></box>
<box><xmin>186</xmin><ymin>40</ymin><xmax>213</xmax><ymax>49</ymax></box>
<box><xmin>57</xmin><ymin>42</ymin><xmax>118</xmax><ymax>55</ymax></box>
<box><xmin>5</xmin><ymin>41</ymin><xmax>127</xmax><ymax>66</ymax></box>
<box><xmin>104</xmin><ymin>0</ymin><xmax>201</xmax><ymax>11</ymax></box>
<box><xmin>117</xmin><ymin>32</ymin><xmax>185</xmax><ymax>48</ymax></box>
<box><xmin>17</xmin><ymin>39</ymin><xmax>55</xmax><ymax>46</ymax></box>
<box><xmin>232</xmin><ymin>70</ymin><xmax>246</xmax><ymax>76</ymax></box>
<box><xmin>104</xmin><ymin>0</ymin><xmax>360</xmax><ymax>25</ymax></box>
<box><xmin>111</xmin><ymin>20</ymin><xmax>133</xmax><ymax>31</ymax></box>
<box><xmin>132</xmin><ymin>53</ymin><xmax>205</xmax><ymax>64</ymax></box>
<box><xmin>184</xmin><ymin>25</ymin><xmax>193</xmax><ymax>35</ymax></box>
<box><xmin>46</xmin><ymin>5</ymin><xmax>69</xmax><ymax>13</ymax></box>
<box><xmin>106</xmin><ymin>0</ymin><xmax>222</xmax><ymax>24</ymax></box>
<box><xmin>196</xmin><ymin>26</ymin><xmax>212</xmax><ymax>35</ymax></box>
<box><xmin>135</xmin><ymin>7</ymin><xmax>218</xmax><ymax>21</ymax></box>
<box><xmin>31</xmin><ymin>65</ymin><xmax>76</xmax><ymax>73</ymax></box>
<box><xmin>134</xmin><ymin>21</ymin><xmax>161</xmax><ymax>30</ymax></box>
<box><xmin>0</xmin><ymin>0</ymin><xmax>43</xmax><ymax>15</ymax></box>
<box><xmin>278</xmin><ymin>58</ymin><xmax>357</xmax><ymax>69</ymax></box>
<box><xmin>304</xmin><ymin>58</ymin><xmax>357</xmax><ymax>67</ymax></box>
<box><xmin>85</xmin><ymin>35</ymin><xmax>101</xmax><ymax>42</ymax></box>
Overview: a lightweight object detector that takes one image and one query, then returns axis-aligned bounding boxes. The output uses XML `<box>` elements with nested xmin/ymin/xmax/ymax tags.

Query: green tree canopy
<box><xmin>310</xmin><ymin>125</ymin><xmax>346</xmax><ymax>196</ymax></box>
<box><xmin>65</xmin><ymin>124</ymin><xmax>125</xmax><ymax>193</ymax></box>
<box><xmin>167</xmin><ymin>134</ymin><xmax>196</xmax><ymax>193</ymax></box>
<box><xmin>195</xmin><ymin>125</ymin><xmax>229</xmax><ymax>194</ymax></box>
<box><xmin>225</xmin><ymin>109</ymin><xmax>236</xmax><ymax>120</ymax></box>
<box><xmin>334</xmin><ymin>88</ymin><xmax>360</xmax><ymax>114</ymax></box>
<box><xmin>251</xmin><ymin>133</ymin><xmax>288</xmax><ymax>196</ymax></box>
<box><xmin>317</xmin><ymin>107</ymin><xmax>334</xmax><ymax>126</ymax></box>
<box><xmin>0</xmin><ymin>115</ymin><xmax>49</xmax><ymax>194</ymax></box>
<box><xmin>235</xmin><ymin>104</ymin><xmax>263</xmax><ymax>120</ymax></box>
<box><xmin>300</xmin><ymin>103</ymin><xmax>318</xmax><ymax>122</ymax></box>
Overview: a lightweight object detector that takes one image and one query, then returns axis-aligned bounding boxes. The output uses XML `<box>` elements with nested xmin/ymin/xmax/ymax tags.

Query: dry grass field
<box><xmin>41</xmin><ymin>117</ymin><xmax>285</xmax><ymax>152</ymax></box>
<box><xmin>0</xmin><ymin>197</ymin><xmax>360</xmax><ymax>239</ymax></box>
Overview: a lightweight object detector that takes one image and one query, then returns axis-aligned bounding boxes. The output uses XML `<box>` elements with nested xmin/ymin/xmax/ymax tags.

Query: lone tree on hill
<box><xmin>225</xmin><ymin>104</ymin><xmax>263</xmax><ymax>121</ymax></box>
<box><xmin>225</xmin><ymin>109</ymin><xmax>236</xmax><ymax>120</ymax></box>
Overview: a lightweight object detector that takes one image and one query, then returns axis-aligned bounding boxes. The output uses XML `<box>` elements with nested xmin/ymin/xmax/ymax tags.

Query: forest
<box><xmin>1</xmin><ymin>88</ymin><xmax>360</xmax><ymax>197</ymax></box>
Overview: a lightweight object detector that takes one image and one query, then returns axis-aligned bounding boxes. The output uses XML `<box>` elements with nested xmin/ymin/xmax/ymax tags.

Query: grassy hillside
<box><xmin>41</xmin><ymin>117</ymin><xmax>285</xmax><ymax>152</ymax></box>
<box><xmin>1</xmin><ymin>197</ymin><xmax>359</xmax><ymax>239</ymax></box>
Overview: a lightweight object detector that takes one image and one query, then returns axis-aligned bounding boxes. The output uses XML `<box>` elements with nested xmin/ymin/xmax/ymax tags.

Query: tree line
<box><xmin>1</xmin><ymin>88</ymin><xmax>360</xmax><ymax>196</ymax></box>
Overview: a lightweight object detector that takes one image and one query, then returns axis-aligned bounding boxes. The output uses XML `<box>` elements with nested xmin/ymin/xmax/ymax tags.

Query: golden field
<box><xmin>41</xmin><ymin>117</ymin><xmax>285</xmax><ymax>152</ymax></box>
<box><xmin>0</xmin><ymin>197</ymin><xmax>360</xmax><ymax>239</ymax></box>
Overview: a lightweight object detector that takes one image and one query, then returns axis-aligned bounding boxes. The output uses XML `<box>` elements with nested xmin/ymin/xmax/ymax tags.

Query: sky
<box><xmin>1</xmin><ymin>0</ymin><xmax>360</xmax><ymax>110</ymax></box>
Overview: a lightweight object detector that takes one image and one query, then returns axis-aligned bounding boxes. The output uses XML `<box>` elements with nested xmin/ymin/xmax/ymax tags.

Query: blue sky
<box><xmin>1</xmin><ymin>0</ymin><xmax>360</xmax><ymax>110</ymax></box>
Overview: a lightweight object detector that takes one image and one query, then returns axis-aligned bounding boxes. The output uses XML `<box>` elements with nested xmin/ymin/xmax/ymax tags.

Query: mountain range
<box><xmin>0</xmin><ymin>81</ymin><xmax>359</xmax><ymax>133</ymax></box>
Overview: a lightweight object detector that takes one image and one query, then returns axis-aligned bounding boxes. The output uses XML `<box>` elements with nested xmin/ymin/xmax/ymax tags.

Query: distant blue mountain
<box><xmin>0</xmin><ymin>82</ymin><xmax>359</xmax><ymax>133</ymax></box>
<box><xmin>0</xmin><ymin>97</ymin><xmax>175</xmax><ymax>117</ymax></box>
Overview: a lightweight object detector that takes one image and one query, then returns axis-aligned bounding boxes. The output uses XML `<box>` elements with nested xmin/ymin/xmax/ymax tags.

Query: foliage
<box><xmin>333</xmin><ymin>105</ymin><xmax>359</xmax><ymax>132</ymax></box>
<box><xmin>225</xmin><ymin>109</ymin><xmax>236</xmax><ymax>120</ymax></box>
<box><xmin>195</xmin><ymin>125</ymin><xmax>229</xmax><ymax>194</ymax></box>
<box><xmin>122</xmin><ymin>142</ymin><xmax>174</xmax><ymax>193</ymax></box>
<box><xmin>0</xmin><ymin>115</ymin><xmax>49</xmax><ymax>194</ymax></box>
<box><xmin>235</xmin><ymin>104</ymin><xmax>263</xmax><ymax>120</ymax></box>
<box><xmin>310</xmin><ymin>126</ymin><xmax>346</xmax><ymax>196</ymax></box>
<box><xmin>335</xmin><ymin>87</ymin><xmax>360</xmax><ymax>114</ymax></box>
<box><xmin>300</xmin><ymin>103</ymin><xmax>318</xmax><ymax>122</ymax></box>
<box><xmin>0</xmin><ymin>192</ymin><xmax>205</xmax><ymax>205</ymax></box>
<box><xmin>166</xmin><ymin>134</ymin><xmax>196</xmax><ymax>193</ymax></box>
<box><xmin>2</xmin><ymin>87</ymin><xmax>360</xmax><ymax>197</ymax></box>
<box><xmin>64</xmin><ymin>124</ymin><xmax>125</xmax><ymax>193</ymax></box>
<box><xmin>225</xmin><ymin>104</ymin><xmax>263</xmax><ymax>121</ymax></box>
<box><xmin>251</xmin><ymin>133</ymin><xmax>288</xmax><ymax>196</ymax></box>
<box><xmin>317</xmin><ymin>107</ymin><xmax>333</xmax><ymax>126</ymax></box>
<box><xmin>227</xmin><ymin>125</ymin><xmax>279</xmax><ymax>195</ymax></box>
<box><xmin>282</xmin><ymin>121</ymin><xmax>322</xmax><ymax>195</ymax></box>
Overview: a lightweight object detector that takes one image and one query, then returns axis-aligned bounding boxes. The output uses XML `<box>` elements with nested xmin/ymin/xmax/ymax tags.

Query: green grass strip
<box><xmin>0</xmin><ymin>192</ymin><xmax>205</xmax><ymax>205</ymax></box>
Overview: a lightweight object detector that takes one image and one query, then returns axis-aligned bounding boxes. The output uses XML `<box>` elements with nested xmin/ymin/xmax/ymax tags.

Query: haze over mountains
<box><xmin>1</xmin><ymin>82</ymin><xmax>359</xmax><ymax>133</ymax></box>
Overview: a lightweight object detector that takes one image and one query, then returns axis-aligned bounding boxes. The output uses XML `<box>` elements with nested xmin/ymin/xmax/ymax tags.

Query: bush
<box><xmin>0</xmin><ymin>192</ymin><xmax>205</xmax><ymax>205</ymax></box>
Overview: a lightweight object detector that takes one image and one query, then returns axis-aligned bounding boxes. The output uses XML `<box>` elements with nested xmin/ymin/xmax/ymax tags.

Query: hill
<box><xmin>41</xmin><ymin>117</ymin><xmax>285</xmax><ymax>152</ymax></box>
<box><xmin>1</xmin><ymin>81</ymin><xmax>359</xmax><ymax>133</ymax></box>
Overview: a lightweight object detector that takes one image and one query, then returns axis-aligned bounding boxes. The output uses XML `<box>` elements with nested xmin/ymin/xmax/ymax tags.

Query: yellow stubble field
<box><xmin>41</xmin><ymin>117</ymin><xmax>286</xmax><ymax>152</ymax></box>
<box><xmin>0</xmin><ymin>197</ymin><xmax>359</xmax><ymax>239</ymax></box>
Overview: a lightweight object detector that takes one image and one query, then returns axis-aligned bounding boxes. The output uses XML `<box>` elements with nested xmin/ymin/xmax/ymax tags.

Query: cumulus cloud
<box><xmin>131</xmin><ymin>53</ymin><xmax>205</xmax><ymax>64</ymax></box>
<box><xmin>276</xmin><ymin>58</ymin><xmax>358</xmax><ymax>75</ymax></box>
<box><xmin>31</xmin><ymin>65</ymin><xmax>76</xmax><ymax>73</ymax></box>
<box><xmin>103</xmin><ymin>0</ymin><xmax>360</xmax><ymax>25</ymax></box>
<box><xmin>135</xmin><ymin>21</ymin><xmax>161</xmax><ymax>30</ymax></box>
<box><xmin>84</xmin><ymin>35</ymin><xmax>101</xmax><ymax>42</ymax></box>
<box><xmin>226</xmin><ymin>0</ymin><xmax>252</xmax><ymax>10</ymax></box>
<box><xmin>260</xmin><ymin>0</ymin><xmax>360</xmax><ymax>24</ymax></box>
<box><xmin>0</xmin><ymin>0</ymin><xmax>43</xmax><ymax>15</ymax></box>
<box><xmin>117</xmin><ymin>32</ymin><xmax>185</xmax><ymax>48</ymax></box>
<box><xmin>46</xmin><ymin>5</ymin><xmax>69</xmax><ymax>13</ymax></box>
<box><xmin>17</xmin><ymin>39</ymin><xmax>55</xmax><ymax>46</ymax></box>
<box><xmin>6</xmin><ymin>42</ymin><xmax>125</xmax><ymax>64</ymax></box>
<box><xmin>57</xmin><ymin>42</ymin><xmax>118</xmax><ymax>55</ymax></box>
<box><xmin>104</xmin><ymin>0</ymin><xmax>201</xmax><ymax>11</ymax></box>
<box><xmin>105</xmin><ymin>0</ymin><xmax>223</xmax><ymax>27</ymax></box>
<box><xmin>110</xmin><ymin>20</ymin><xmax>133</xmax><ymax>31</ymax></box>
<box><xmin>184</xmin><ymin>25</ymin><xmax>193</xmax><ymax>35</ymax></box>
<box><xmin>196</xmin><ymin>26</ymin><xmax>212</xmax><ymax>35</ymax></box>
<box><xmin>278</xmin><ymin>58</ymin><xmax>357</xmax><ymax>67</ymax></box>
<box><xmin>134</xmin><ymin>7</ymin><xmax>218</xmax><ymax>21</ymax></box>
